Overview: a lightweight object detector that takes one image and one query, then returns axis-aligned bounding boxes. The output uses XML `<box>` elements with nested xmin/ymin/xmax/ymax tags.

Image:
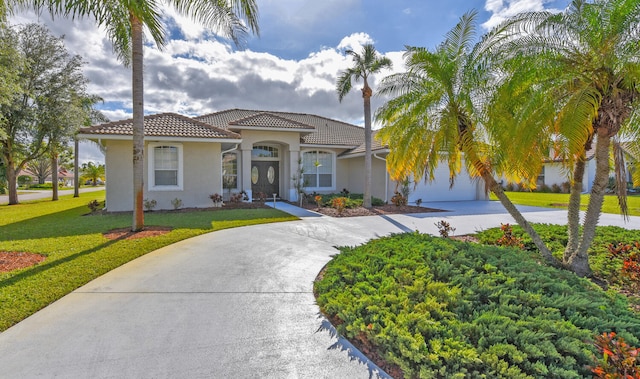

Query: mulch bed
<box><xmin>0</xmin><ymin>251</ymin><xmax>46</xmax><ymax>273</ymax></box>
<box><xmin>298</xmin><ymin>203</ymin><xmax>446</xmax><ymax>217</ymax></box>
<box><xmin>102</xmin><ymin>226</ymin><xmax>174</xmax><ymax>240</ymax></box>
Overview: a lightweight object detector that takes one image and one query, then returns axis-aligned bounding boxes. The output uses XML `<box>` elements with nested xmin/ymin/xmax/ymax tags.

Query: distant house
<box><xmin>77</xmin><ymin>109</ymin><xmax>488</xmax><ymax>211</ymax></box>
<box><xmin>538</xmin><ymin>148</ymin><xmax>597</xmax><ymax>193</ymax></box>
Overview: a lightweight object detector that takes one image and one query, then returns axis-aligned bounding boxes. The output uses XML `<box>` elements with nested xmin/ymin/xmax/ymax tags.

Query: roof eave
<box><xmin>77</xmin><ymin>134</ymin><xmax>243</xmax><ymax>143</ymax></box>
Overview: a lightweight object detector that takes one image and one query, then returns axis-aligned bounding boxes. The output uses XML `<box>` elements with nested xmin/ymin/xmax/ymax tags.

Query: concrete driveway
<box><xmin>0</xmin><ymin>201</ymin><xmax>637</xmax><ymax>378</ymax></box>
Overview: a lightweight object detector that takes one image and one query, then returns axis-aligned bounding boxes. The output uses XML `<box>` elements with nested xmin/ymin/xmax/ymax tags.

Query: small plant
<box><xmin>314</xmin><ymin>195</ymin><xmax>323</xmax><ymax>208</ymax></box>
<box><xmin>209</xmin><ymin>193</ymin><xmax>223</xmax><ymax>207</ymax></box>
<box><xmin>230</xmin><ymin>193</ymin><xmax>244</xmax><ymax>203</ymax></box>
<box><xmin>591</xmin><ymin>331</ymin><xmax>640</xmax><ymax>378</ymax></box>
<box><xmin>340</xmin><ymin>188</ymin><xmax>350</xmax><ymax>198</ymax></box>
<box><xmin>551</xmin><ymin>183</ymin><xmax>562</xmax><ymax>193</ymax></box>
<box><xmin>435</xmin><ymin>220</ymin><xmax>456</xmax><ymax>238</ymax></box>
<box><xmin>87</xmin><ymin>199</ymin><xmax>102</xmax><ymax>213</ymax></box>
<box><xmin>256</xmin><ymin>192</ymin><xmax>267</xmax><ymax>202</ymax></box>
<box><xmin>391</xmin><ymin>191</ymin><xmax>407</xmax><ymax>206</ymax></box>
<box><xmin>608</xmin><ymin>241</ymin><xmax>640</xmax><ymax>290</ymax></box>
<box><xmin>143</xmin><ymin>198</ymin><xmax>157</xmax><ymax>211</ymax></box>
<box><xmin>496</xmin><ymin>223</ymin><xmax>524</xmax><ymax>249</ymax></box>
<box><xmin>415</xmin><ymin>198</ymin><xmax>422</xmax><ymax>207</ymax></box>
<box><xmin>171</xmin><ymin>198</ymin><xmax>183</xmax><ymax>210</ymax></box>
<box><xmin>331</xmin><ymin>197</ymin><xmax>347</xmax><ymax>215</ymax></box>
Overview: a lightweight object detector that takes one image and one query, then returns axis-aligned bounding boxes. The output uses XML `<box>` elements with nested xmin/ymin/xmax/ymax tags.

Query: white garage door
<box><xmin>409</xmin><ymin>164</ymin><xmax>478</xmax><ymax>202</ymax></box>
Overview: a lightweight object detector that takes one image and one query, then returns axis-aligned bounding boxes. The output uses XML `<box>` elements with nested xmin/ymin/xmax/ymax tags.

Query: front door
<box><xmin>251</xmin><ymin>161</ymin><xmax>279</xmax><ymax>198</ymax></box>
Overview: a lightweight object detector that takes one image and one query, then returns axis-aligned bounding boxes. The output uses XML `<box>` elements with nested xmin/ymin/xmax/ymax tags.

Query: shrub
<box><xmin>476</xmin><ymin>224</ymin><xmax>640</xmax><ymax>285</ymax></box>
<box><xmin>495</xmin><ymin>223</ymin><xmax>524</xmax><ymax>249</ymax></box>
<box><xmin>314</xmin><ymin>195</ymin><xmax>323</xmax><ymax>208</ymax></box>
<box><xmin>435</xmin><ymin>220</ymin><xmax>455</xmax><ymax>238</ymax></box>
<box><xmin>171</xmin><ymin>198</ymin><xmax>183</xmax><ymax>210</ymax></box>
<box><xmin>209</xmin><ymin>193</ymin><xmax>223</xmax><ymax>203</ymax></box>
<box><xmin>390</xmin><ymin>191</ymin><xmax>407</xmax><ymax>206</ymax></box>
<box><xmin>551</xmin><ymin>183</ymin><xmax>562</xmax><ymax>193</ymax></box>
<box><xmin>562</xmin><ymin>181</ymin><xmax>572</xmax><ymax>193</ymax></box>
<box><xmin>17</xmin><ymin>175</ymin><xmax>32</xmax><ymax>188</ymax></box>
<box><xmin>315</xmin><ymin>233</ymin><xmax>640</xmax><ymax>378</ymax></box>
<box><xmin>591</xmin><ymin>331</ymin><xmax>640</xmax><ymax>378</ymax></box>
<box><xmin>330</xmin><ymin>197</ymin><xmax>347</xmax><ymax>214</ymax></box>
<box><xmin>608</xmin><ymin>242</ymin><xmax>640</xmax><ymax>291</ymax></box>
<box><xmin>87</xmin><ymin>199</ymin><xmax>102</xmax><ymax>213</ymax></box>
<box><xmin>143</xmin><ymin>198</ymin><xmax>157</xmax><ymax>211</ymax></box>
<box><xmin>230</xmin><ymin>193</ymin><xmax>244</xmax><ymax>203</ymax></box>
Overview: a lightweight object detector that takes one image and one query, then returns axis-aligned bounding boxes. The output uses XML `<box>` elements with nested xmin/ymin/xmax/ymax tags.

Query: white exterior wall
<box><xmin>543</xmin><ymin>160</ymin><xmax>596</xmax><ymax>193</ymax></box>
<box><xmin>105</xmin><ymin>140</ymin><xmax>133</xmax><ymax>212</ymax></box>
<box><xmin>410</xmin><ymin>163</ymin><xmax>484</xmax><ymax>203</ymax></box>
<box><xmin>339</xmin><ymin>156</ymin><xmax>388</xmax><ymax>202</ymax></box>
<box><xmin>104</xmin><ymin>139</ymin><xmax>221</xmax><ymax>212</ymax></box>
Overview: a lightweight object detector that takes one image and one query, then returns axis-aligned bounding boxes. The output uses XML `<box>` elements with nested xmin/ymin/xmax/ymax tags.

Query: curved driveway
<box><xmin>0</xmin><ymin>201</ymin><xmax>637</xmax><ymax>378</ymax></box>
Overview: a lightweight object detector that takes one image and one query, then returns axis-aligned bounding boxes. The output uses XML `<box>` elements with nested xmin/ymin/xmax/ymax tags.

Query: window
<box><xmin>222</xmin><ymin>152</ymin><xmax>238</xmax><ymax>189</ymax></box>
<box><xmin>302</xmin><ymin>150</ymin><xmax>334</xmax><ymax>189</ymax></box>
<box><xmin>149</xmin><ymin>143</ymin><xmax>183</xmax><ymax>190</ymax></box>
<box><xmin>252</xmin><ymin>145</ymin><xmax>279</xmax><ymax>159</ymax></box>
<box><xmin>536</xmin><ymin>166</ymin><xmax>545</xmax><ymax>187</ymax></box>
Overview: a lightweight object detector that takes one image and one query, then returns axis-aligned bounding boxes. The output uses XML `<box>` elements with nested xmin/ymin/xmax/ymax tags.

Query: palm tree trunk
<box><xmin>563</xmin><ymin>157</ymin><xmax>585</xmax><ymax>263</ymax></box>
<box><xmin>483</xmin><ymin>171</ymin><xmax>560</xmax><ymax>267</ymax></box>
<box><xmin>572</xmin><ymin>134</ymin><xmax>611</xmax><ymax>277</ymax></box>
<box><xmin>74</xmin><ymin>137</ymin><xmax>79</xmax><ymax>197</ymax></box>
<box><xmin>51</xmin><ymin>150</ymin><xmax>59</xmax><ymax>201</ymax></box>
<box><xmin>362</xmin><ymin>85</ymin><xmax>373</xmax><ymax>208</ymax></box>
<box><xmin>131</xmin><ymin>14</ymin><xmax>145</xmax><ymax>232</ymax></box>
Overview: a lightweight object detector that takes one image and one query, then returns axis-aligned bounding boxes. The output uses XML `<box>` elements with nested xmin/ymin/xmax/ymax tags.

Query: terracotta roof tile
<box><xmin>80</xmin><ymin>113</ymin><xmax>240</xmax><ymax>139</ymax></box>
<box><xmin>228</xmin><ymin>112</ymin><xmax>315</xmax><ymax>130</ymax></box>
<box><xmin>195</xmin><ymin>109</ymin><xmax>365</xmax><ymax>147</ymax></box>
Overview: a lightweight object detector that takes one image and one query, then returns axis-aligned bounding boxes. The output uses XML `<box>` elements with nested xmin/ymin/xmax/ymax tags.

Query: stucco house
<box><xmin>77</xmin><ymin>109</ymin><xmax>488</xmax><ymax>212</ymax></box>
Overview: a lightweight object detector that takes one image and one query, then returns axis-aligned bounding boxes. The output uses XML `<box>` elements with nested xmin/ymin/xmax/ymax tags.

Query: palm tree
<box><xmin>337</xmin><ymin>44</ymin><xmax>392</xmax><ymax>208</ymax></box>
<box><xmin>496</xmin><ymin>0</ymin><xmax>640</xmax><ymax>276</ymax></box>
<box><xmin>43</xmin><ymin>0</ymin><xmax>259</xmax><ymax>230</ymax></box>
<box><xmin>376</xmin><ymin>11</ymin><xmax>558</xmax><ymax>265</ymax></box>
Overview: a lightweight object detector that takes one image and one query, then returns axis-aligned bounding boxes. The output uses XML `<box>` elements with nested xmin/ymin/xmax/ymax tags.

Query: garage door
<box><xmin>409</xmin><ymin>164</ymin><xmax>478</xmax><ymax>202</ymax></box>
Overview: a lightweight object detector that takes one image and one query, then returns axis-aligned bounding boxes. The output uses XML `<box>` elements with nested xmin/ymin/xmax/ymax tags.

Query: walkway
<box><xmin>0</xmin><ymin>201</ymin><xmax>637</xmax><ymax>378</ymax></box>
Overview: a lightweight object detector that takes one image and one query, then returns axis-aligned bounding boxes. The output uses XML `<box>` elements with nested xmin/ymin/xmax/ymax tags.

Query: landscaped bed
<box><xmin>315</xmin><ymin>232</ymin><xmax>640</xmax><ymax>378</ymax></box>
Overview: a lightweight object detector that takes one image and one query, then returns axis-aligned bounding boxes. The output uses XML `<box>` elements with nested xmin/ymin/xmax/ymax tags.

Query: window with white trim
<box><xmin>222</xmin><ymin>152</ymin><xmax>238</xmax><ymax>189</ymax></box>
<box><xmin>302</xmin><ymin>150</ymin><xmax>334</xmax><ymax>189</ymax></box>
<box><xmin>149</xmin><ymin>143</ymin><xmax>183</xmax><ymax>190</ymax></box>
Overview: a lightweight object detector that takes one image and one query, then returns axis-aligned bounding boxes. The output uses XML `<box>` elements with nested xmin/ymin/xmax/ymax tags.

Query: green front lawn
<box><xmin>0</xmin><ymin>191</ymin><xmax>297</xmax><ymax>331</ymax></box>
<box><xmin>491</xmin><ymin>192</ymin><xmax>640</xmax><ymax>216</ymax></box>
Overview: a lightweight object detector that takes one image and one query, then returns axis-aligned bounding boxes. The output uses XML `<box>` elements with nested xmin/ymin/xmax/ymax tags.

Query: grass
<box><xmin>0</xmin><ymin>190</ymin><xmax>297</xmax><ymax>331</ymax></box>
<box><xmin>315</xmin><ymin>233</ymin><xmax>640</xmax><ymax>378</ymax></box>
<box><xmin>490</xmin><ymin>192</ymin><xmax>640</xmax><ymax>216</ymax></box>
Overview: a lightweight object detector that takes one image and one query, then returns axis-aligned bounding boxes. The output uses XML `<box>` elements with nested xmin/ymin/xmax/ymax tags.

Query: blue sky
<box><xmin>11</xmin><ymin>0</ymin><xmax>570</xmax><ymax>162</ymax></box>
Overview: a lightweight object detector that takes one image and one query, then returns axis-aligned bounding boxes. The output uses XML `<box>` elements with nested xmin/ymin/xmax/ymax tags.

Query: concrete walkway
<box><xmin>0</xmin><ymin>201</ymin><xmax>637</xmax><ymax>378</ymax></box>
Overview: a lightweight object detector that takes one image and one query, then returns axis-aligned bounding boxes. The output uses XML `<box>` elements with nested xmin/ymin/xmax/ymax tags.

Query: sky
<box><xmin>10</xmin><ymin>0</ymin><xmax>571</xmax><ymax>163</ymax></box>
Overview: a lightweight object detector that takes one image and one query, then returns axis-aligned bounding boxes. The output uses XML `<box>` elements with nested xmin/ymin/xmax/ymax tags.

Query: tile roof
<box><xmin>80</xmin><ymin>113</ymin><xmax>241</xmax><ymax>140</ymax></box>
<box><xmin>228</xmin><ymin>112</ymin><xmax>315</xmax><ymax>130</ymax></box>
<box><xmin>339</xmin><ymin>130</ymin><xmax>388</xmax><ymax>157</ymax></box>
<box><xmin>195</xmin><ymin>109</ymin><xmax>365</xmax><ymax>147</ymax></box>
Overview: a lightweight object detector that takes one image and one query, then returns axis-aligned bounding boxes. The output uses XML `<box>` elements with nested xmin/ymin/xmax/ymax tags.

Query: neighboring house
<box><xmin>537</xmin><ymin>148</ymin><xmax>596</xmax><ymax>193</ymax></box>
<box><xmin>77</xmin><ymin>109</ymin><xmax>488</xmax><ymax>212</ymax></box>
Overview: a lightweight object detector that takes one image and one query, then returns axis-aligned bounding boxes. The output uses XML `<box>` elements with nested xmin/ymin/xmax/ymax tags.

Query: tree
<box><xmin>42</xmin><ymin>0</ymin><xmax>259</xmax><ymax>230</ymax></box>
<box><xmin>494</xmin><ymin>0</ymin><xmax>640</xmax><ymax>276</ymax></box>
<box><xmin>0</xmin><ymin>23</ymin><xmax>92</xmax><ymax>205</ymax></box>
<box><xmin>26</xmin><ymin>155</ymin><xmax>51</xmax><ymax>184</ymax></box>
<box><xmin>80</xmin><ymin>161</ymin><xmax>104</xmax><ymax>186</ymax></box>
<box><xmin>337</xmin><ymin>44</ymin><xmax>392</xmax><ymax>208</ymax></box>
<box><xmin>376</xmin><ymin>11</ymin><xmax>558</xmax><ymax>266</ymax></box>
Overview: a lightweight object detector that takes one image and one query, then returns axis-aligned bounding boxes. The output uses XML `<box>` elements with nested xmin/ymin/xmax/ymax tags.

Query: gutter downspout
<box><xmin>373</xmin><ymin>153</ymin><xmax>389</xmax><ymax>203</ymax></box>
<box><xmin>221</xmin><ymin>144</ymin><xmax>239</xmax><ymax>197</ymax></box>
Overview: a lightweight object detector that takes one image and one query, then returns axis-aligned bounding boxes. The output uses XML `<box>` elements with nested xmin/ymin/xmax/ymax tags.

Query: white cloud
<box><xmin>337</xmin><ymin>32</ymin><xmax>374</xmax><ymax>51</ymax></box>
<box><xmin>481</xmin><ymin>0</ymin><xmax>563</xmax><ymax>30</ymax></box>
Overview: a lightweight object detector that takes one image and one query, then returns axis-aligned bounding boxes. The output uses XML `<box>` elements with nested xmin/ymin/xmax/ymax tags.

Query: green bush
<box><xmin>315</xmin><ymin>233</ymin><xmax>640</xmax><ymax>378</ymax></box>
<box><xmin>476</xmin><ymin>224</ymin><xmax>640</xmax><ymax>284</ymax></box>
